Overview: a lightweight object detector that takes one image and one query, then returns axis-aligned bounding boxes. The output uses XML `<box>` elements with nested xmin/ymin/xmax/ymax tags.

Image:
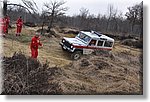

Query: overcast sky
<box><xmin>2</xmin><ymin>0</ymin><xmax>142</xmax><ymax>16</ymax></box>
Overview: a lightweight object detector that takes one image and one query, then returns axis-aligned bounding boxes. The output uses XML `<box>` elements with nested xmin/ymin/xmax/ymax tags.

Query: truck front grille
<box><xmin>63</xmin><ymin>40</ymin><xmax>71</xmax><ymax>48</ymax></box>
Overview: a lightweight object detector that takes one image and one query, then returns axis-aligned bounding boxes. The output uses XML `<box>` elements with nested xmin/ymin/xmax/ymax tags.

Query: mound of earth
<box><xmin>121</xmin><ymin>39</ymin><xmax>143</xmax><ymax>48</ymax></box>
<box><xmin>61</xmin><ymin>51</ymin><xmax>142</xmax><ymax>95</ymax></box>
<box><xmin>2</xmin><ymin>52</ymin><xmax>63</xmax><ymax>95</ymax></box>
<box><xmin>1</xmin><ymin>50</ymin><xmax>143</xmax><ymax>95</ymax></box>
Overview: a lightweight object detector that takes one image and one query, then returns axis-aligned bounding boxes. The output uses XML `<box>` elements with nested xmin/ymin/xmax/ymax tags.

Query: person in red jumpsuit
<box><xmin>0</xmin><ymin>17</ymin><xmax>7</xmax><ymax>37</ymax></box>
<box><xmin>16</xmin><ymin>16</ymin><xmax>23</xmax><ymax>36</ymax></box>
<box><xmin>0</xmin><ymin>18</ymin><xmax>4</xmax><ymax>36</ymax></box>
<box><xmin>4</xmin><ymin>15</ymin><xmax>10</xmax><ymax>34</ymax></box>
<box><xmin>30</xmin><ymin>33</ymin><xmax>42</xmax><ymax>58</ymax></box>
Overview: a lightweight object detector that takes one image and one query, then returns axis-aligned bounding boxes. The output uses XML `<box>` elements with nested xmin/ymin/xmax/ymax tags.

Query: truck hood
<box><xmin>63</xmin><ymin>37</ymin><xmax>87</xmax><ymax>46</ymax></box>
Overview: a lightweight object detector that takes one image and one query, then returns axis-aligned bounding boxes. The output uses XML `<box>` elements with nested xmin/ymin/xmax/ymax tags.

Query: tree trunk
<box><xmin>47</xmin><ymin>11</ymin><xmax>54</xmax><ymax>32</ymax></box>
<box><xmin>140</xmin><ymin>23</ymin><xmax>143</xmax><ymax>40</ymax></box>
<box><xmin>41</xmin><ymin>21</ymin><xmax>45</xmax><ymax>35</ymax></box>
<box><xmin>106</xmin><ymin>18</ymin><xmax>110</xmax><ymax>32</ymax></box>
<box><xmin>130</xmin><ymin>21</ymin><xmax>135</xmax><ymax>35</ymax></box>
<box><xmin>3</xmin><ymin>0</ymin><xmax>7</xmax><ymax>16</ymax></box>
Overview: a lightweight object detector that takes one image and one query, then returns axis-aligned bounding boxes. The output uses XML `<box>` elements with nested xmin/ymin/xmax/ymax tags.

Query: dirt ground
<box><xmin>1</xmin><ymin>27</ymin><xmax>143</xmax><ymax>94</ymax></box>
<box><xmin>2</xmin><ymin>27</ymin><xmax>72</xmax><ymax>67</ymax></box>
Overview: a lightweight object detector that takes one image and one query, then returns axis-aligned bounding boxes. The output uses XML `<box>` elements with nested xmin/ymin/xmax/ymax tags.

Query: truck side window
<box><xmin>89</xmin><ymin>40</ymin><xmax>96</xmax><ymax>46</ymax></box>
<box><xmin>97</xmin><ymin>40</ymin><xmax>104</xmax><ymax>46</ymax></box>
<box><xmin>104</xmin><ymin>41</ymin><xmax>113</xmax><ymax>47</ymax></box>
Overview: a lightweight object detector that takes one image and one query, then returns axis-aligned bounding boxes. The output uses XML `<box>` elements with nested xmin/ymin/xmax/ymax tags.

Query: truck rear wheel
<box><xmin>71</xmin><ymin>51</ymin><xmax>82</xmax><ymax>60</ymax></box>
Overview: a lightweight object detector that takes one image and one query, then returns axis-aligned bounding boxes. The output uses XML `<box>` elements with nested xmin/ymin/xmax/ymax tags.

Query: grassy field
<box><xmin>2</xmin><ymin>26</ymin><xmax>142</xmax><ymax>67</ymax></box>
<box><xmin>3</xmin><ymin>27</ymin><xmax>73</xmax><ymax>67</ymax></box>
<box><xmin>2</xmin><ymin>26</ymin><xmax>143</xmax><ymax>94</ymax></box>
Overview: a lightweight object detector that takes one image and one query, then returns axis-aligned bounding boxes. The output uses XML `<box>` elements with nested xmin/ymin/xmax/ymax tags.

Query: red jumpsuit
<box><xmin>0</xmin><ymin>18</ymin><xmax>7</xmax><ymax>36</ymax></box>
<box><xmin>16</xmin><ymin>18</ymin><xmax>23</xmax><ymax>35</ymax></box>
<box><xmin>0</xmin><ymin>18</ymin><xmax>3</xmax><ymax>34</ymax></box>
<box><xmin>5</xmin><ymin>16</ymin><xmax>10</xmax><ymax>33</ymax></box>
<box><xmin>30</xmin><ymin>36</ymin><xmax>42</xmax><ymax>58</ymax></box>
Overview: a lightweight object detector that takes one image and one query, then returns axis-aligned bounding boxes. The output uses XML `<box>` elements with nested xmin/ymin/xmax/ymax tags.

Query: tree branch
<box><xmin>7</xmin><ymin>3</ymin><xmax>32</xmax><ymax>14</ymax></box>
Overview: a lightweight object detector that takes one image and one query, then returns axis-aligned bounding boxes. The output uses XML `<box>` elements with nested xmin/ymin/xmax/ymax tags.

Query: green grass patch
<box><xmin>6</xmin><ymin>33</ymin><xmax>32</xmax><ymax>43</ymax></box>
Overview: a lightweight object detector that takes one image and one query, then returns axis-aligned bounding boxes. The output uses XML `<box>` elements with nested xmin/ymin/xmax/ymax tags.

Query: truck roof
<box><xmin>80</xmin><ymin>31</ymin><xmax>114</xmax><ymax>42</ymax></box>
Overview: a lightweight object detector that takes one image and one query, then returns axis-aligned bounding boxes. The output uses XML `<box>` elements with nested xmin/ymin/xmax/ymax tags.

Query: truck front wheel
<box><xmin>71</xmin><ymin>51</ymin><xmax>82</xmax><ymax>60</ymax></box>
<box><xmin>61</xmin><ymin>46</ymin><xmax>66</xmax><ymax>51</ymax></box>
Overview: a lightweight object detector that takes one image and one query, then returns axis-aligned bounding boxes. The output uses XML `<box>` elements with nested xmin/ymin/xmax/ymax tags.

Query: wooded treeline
<box><xmin>5</xmin><ymin>0</ymin><xmax>143</xmax><ymax>37</ymax></box>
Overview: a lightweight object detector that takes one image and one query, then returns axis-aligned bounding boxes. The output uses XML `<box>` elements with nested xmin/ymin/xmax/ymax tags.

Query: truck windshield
<box><xmin>76</xmin><ymin>32</ymin><xmax>91</xmax><ymax>43</ymax></box>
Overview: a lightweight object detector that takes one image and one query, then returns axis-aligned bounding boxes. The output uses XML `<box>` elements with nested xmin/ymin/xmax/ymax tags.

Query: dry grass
<box><xmin>59</xmin><ymin>53</ymin><xmax>142</xmax><ymax>94</ymax></box>
<box><xmin>4</xmin><ymin>27</ymin><xmax>76</xmax><ymax>67</ymax></box>
<box><xmin>113</xmin><ymin>41</ymin><xmax>142</xmax><ymax>57</ymax></box>
<box><xmin>2</xmin><ymin>27</ymin><xmax>142</xmax><ymax>94</ymax></box>
<box><xmin>2</xmin><ymin>38</ymin><xmax>71</xmax><ymax>67</ymax></box>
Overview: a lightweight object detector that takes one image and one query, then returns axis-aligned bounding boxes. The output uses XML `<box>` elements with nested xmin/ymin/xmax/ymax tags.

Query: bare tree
<box><xmin>43</xmin><ymin>0</ymin><xmax>68</xmax><ymax>32</ymax></box>
<box><xmin>79</xmin><ymin>7</ymin><xmax>89</xmax><ymax>18</ymax></box>
<box><xmin>21</xmin><ymin>0</ymin><xmax>38</xmax><ymax>14</ymax></box>
<box><xmin>116</xmin><ymin>12</ymin><xmax>124</xmax><ymax>33</ymax></box>
<box><xmin>79</xmin><ymin>7</ymin><xmax>89</xmax><ymax>29</ymax></box>
<box><xmin>2</xmin><ymin>0</ymin><xmax>38</xmax><ymax>16</ymax></box>
<box><xmin>106</xmin><ymin>4</ymin><xmax>117</xmax><ymax>32</ymax></box>
<box><xmin>125</xmin><ymin>2</ymin><xmax>143</xmax><ymax>37</ymax></box>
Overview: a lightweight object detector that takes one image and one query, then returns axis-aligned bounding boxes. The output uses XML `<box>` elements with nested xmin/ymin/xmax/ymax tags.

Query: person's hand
<box><xmin>37</xmin><ymin>40</ymin><xmax>40</xmax><ymax>43</ymax></box>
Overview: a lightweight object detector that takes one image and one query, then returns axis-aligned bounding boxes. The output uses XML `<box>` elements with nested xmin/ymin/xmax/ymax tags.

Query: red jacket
<box><xmin>0</xmin><ymin>18</ymin><xmax>4</xmax><ymax>30</ymax></box>
<box><xmin>16</xmin><ymin>18</ymin><xmax>23</xmax><ymax>27</ymax></box>
<box><xmin>5</xmin><ymin>16</ymin><xmax>10</xmax><ymax>25</ymax></box>
<box><xmin>30</xmin><ymin>36</ymin><xmax>42</xmax><ymax>50</ymax></box>
<box><xmin>0</xmin><ymin>18</ymin><xmax>6</xmax><ymax>33</ymax></box>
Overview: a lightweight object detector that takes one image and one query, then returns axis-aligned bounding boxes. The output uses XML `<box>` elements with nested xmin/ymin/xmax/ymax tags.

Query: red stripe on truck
<box><xmin>73</xmin><ymin>45</ymin><xmax>112</xmax><ymax>50</ymax></box>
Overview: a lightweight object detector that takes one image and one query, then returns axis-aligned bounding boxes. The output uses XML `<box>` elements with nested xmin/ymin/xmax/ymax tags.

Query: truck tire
<box><xmin>61</xmin><ymin>46</ymin><xmax>66</xmax><ymax>51</ymax></box>
<box><xmin>71</xmin><ymin>51</ymin><xmax>82</xmax><ymax>60</ymax></box>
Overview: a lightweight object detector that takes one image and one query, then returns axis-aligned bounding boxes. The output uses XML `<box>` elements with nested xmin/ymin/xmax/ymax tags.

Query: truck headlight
<box><xmin>71</xmin><ymin>45</ymin><xmax>73</xmax><ymax>48</ymax></box>
<box><xmin>62</xmin><ymin>39</ymin><xmax>65</xmax><ymax>43</ymax></box>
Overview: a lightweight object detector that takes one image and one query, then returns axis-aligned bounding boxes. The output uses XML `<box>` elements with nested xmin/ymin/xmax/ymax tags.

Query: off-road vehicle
<box><xmin>60</xmin><ymin>30</ymin><xmax>114</xmax><ymax>60</ymax></box>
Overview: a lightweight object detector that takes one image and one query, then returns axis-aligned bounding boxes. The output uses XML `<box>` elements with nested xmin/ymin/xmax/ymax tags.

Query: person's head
<box><xmin>91</xmin><ymin>40</ymin><xmax>95</xmax><ymax>43</ymax></box>
<box><xmin>4</xmin><ymin>14</ymin><xmax>8</xmax><ymax>18</ymax></box>
<box><xmin>90</xmin><ymin>40</ymin><xmax>96</xmax><ymax>45</ymax></box>
<box><xmin>19</xmin><ymin>16</ymin><xmax>22</xmax><ymax>19</ymax></box>
<box><xmin>35</xmin><ymin>32</ymin><xmax>40</xmax><ymax>38</ymax></box>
